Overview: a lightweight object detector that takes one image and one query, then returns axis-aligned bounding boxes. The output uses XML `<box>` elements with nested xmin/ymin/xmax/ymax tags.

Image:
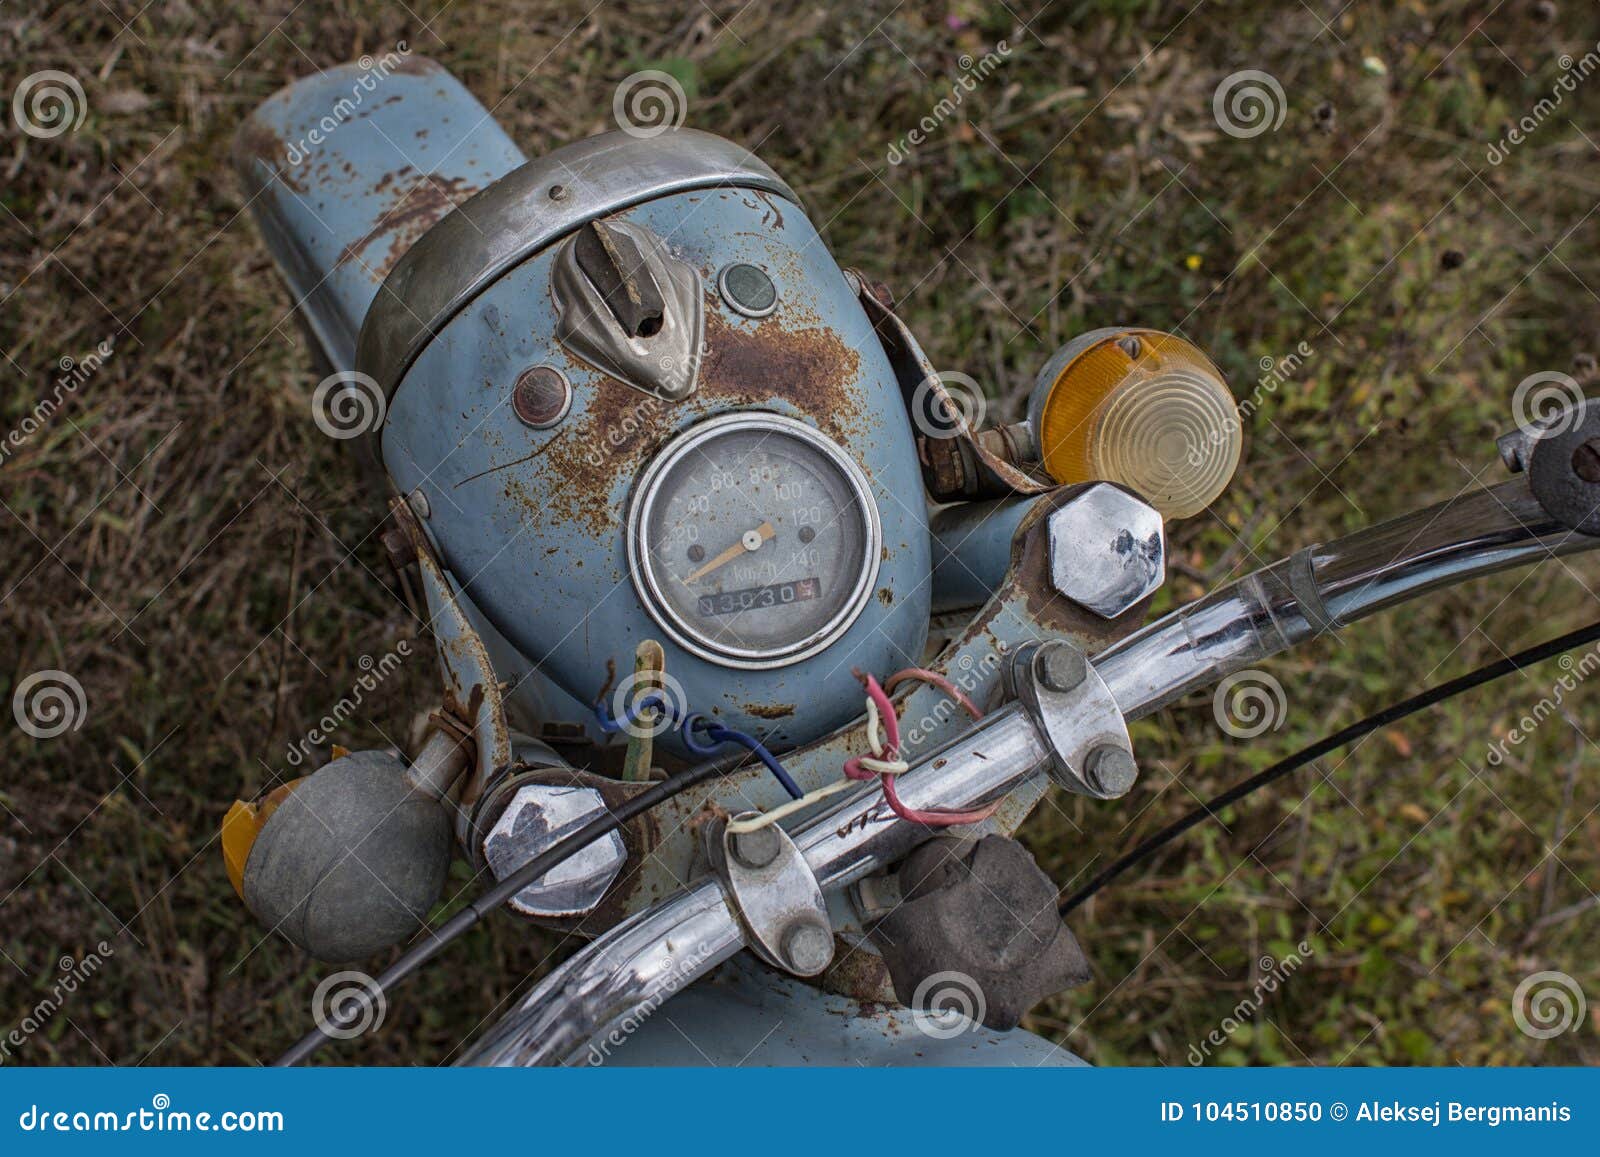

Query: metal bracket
<box><xmin>391</xmin><ymin>498</ymin><xmax>513</xmax><ymax>840</ymax></box>
<box><xmin>708</xmin><ymin>815</ymin><xmax>833</xmax><ymax>977</ymax></box>
<box><xmin>1007</xmin><ymin>640</ymin><xmax>1138</xmax><ymax>799</ymax></box>
<box><xmin>850</xmin><ymin>271</ymin><xmax>1052</xmax><ymax>501</ymax></box>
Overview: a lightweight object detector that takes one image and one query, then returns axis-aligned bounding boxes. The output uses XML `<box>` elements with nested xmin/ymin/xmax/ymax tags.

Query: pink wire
<box><xmin>881</xmin><ymin>773</ymin><xmax>1002</xmax><ymax>827</ymax></box>
<box><xmin>883</xmin><ymin>667</ymin><xmax>982</xmax><ymax>720</ymax></box>
<box><xmin>842</xmin><ymin>669</ymin><xmax>897</xmax><ymax>782</ymax></box>
<box><xmin>844</xmin><ymin>669</ymin><xmax>1002</xmax><ymax>828</ymax></box>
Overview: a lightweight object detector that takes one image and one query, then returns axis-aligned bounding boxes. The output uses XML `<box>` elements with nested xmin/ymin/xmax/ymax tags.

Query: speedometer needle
<box><xmin>683</xmin><ymin>521</ymin><xmax>775</xmax><ymax>583</ymax></box>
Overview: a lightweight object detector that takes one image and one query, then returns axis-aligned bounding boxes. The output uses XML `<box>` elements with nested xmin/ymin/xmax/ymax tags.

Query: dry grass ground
<box><xmin>2</xmin><ymin>0</ymin><xmax>1599</xmax><ymax>1066</ymax></box>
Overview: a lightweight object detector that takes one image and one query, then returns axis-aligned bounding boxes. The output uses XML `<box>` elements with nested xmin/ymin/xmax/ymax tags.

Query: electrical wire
<box><xmin>725</xmin><ymin>779</ymin><xmax>857</xmax><ymax>834</ymax></box>
<box><xmin>727</xmin><ymin>666</ymin><xmax>996</xmax><ymax>833</ymax></box>
<box><xmin>845</xmin><ymin>669</ymin><xmax>1002</xmax><ymax>827</ymax></box>
<box><xmin>1057</xmin><ymin>618</ymin><xmax>1600</xmax><ymax>916</ymax></box>
<box><xmin>275</xmin><ymin>754</ymin><xmax>734</xmax><ymax>1066</ymax></box>
<box><xmin>596</xmin><ymin>691</ymin><xmax>804</xmax><ymax>799</ymax></box>
<box><xmin>681</xmin><ymin>713</ymin><xmax>804</xmax><ymax>799</ymax></box>
<box><xmin>883</xmin><ymin>666</ymin><xmax>983</xmax><ymax>718</ymax></box>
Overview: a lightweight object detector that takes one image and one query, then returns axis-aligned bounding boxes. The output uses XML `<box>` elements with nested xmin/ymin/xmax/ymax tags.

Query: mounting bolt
<box><xmin>1084</xmin><ymin>744</ymin><xmax>1137</xmax><ymax>797</ymax></box>
<box><xmin>1039</xmin><ymin>645</ymin><xmax>1088</xmax><ymax>693</ymax></box>
<box><xmin>382</xmin><ymin>526</ymin><xmax>416</xmax><ymax>570</ymax></box>
<box><xmin>1045</xmin><ymin>483</ymin><xmax>1166</xmax><ymax>619</ymax></box>
<box><xmin>731</xmin><ymin>826</ymin><xmax>781</xmax><ymax>870</ymax></box>
<box><xmin>781</xmin><ymin>920</ymin><xmax>834</xmax><ymax>975</ymax></box>
<box><xmin>483</xmin><ymin>783</ymin><xmax>627</xmax><ymax>918</ymax></box>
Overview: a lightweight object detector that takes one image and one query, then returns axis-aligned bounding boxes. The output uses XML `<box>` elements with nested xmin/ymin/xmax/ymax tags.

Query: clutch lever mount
<box><xmin>1508</xmin><ymin>395</ymin><xmax>1600</xmax><ymax>537</ymax></box>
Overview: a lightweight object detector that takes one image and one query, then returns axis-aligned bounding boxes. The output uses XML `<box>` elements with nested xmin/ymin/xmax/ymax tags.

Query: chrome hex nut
<box><xmin>1046</xmin><ymin>483</ymin><xmax>1166</xmax><ymax>619</ymax></box>
<box><xmin>483</xmin><ymin>783</ymin><xmax>626</xmax><ymax>918</ymax></box>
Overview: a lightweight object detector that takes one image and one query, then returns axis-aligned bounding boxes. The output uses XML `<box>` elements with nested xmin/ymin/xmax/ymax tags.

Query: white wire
<box><xmin>725</xmin><ymin>778</ymin><xmax>856</xmax><ymax>833</ymax></box>
<box><xmin>726</xmin><ymin>684</ymin><xmax>910</xmax><ymax>834</ymax></box>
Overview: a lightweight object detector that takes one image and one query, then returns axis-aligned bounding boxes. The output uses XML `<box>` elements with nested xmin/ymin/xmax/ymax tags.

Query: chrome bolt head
<box><xmin>1038</xmin><ymin>644</ymin><xmax>1088</xmax><ymax>692</ymax></box>
<box><xmin>731</xmin><ymin>825</ymin><xmax>782</xmax><ymax>870</ymax></box>
<box><xmin>1084</xmin><ymin>744</ymin><xmax>1137</xmax><ymax>797</ymax></box>
<box><xmin>1046</xmin><ymin>483</ymin><xmax>1166</xmax><ymax>619</ymax></box>
<box><xmin>781</xmin><ymin>919</ymin><xmax>834</xmax><ymax>975</ymax></box>
<box><xmin>483</xmin><ymin>783</ymin><xmax>627</xmax><ymax>918</ymax></box>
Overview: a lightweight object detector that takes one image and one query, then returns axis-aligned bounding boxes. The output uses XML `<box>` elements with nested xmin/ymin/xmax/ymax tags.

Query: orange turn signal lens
<box><xmin>221</xmin><ymin>778</ymin><xmax>307</xmax><ymax>899</ymax></box>
<box><xmin>1030</xmin><ymin>329</ymin><xmax>1241</xmax><ymax>519</ymax></box>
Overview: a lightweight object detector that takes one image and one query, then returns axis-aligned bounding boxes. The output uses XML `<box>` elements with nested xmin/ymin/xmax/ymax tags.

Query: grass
<box><xmin>2</xmin><ymin>0</ymin><xmax>1598</xmax><ymax>1066</ymax></box>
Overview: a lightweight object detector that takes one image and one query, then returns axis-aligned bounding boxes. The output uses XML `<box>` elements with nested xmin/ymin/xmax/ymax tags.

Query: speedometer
<box><xmin>627</xmin><ymin>412</ymin><xmax>882</xmax><ymax>669</ymax></box>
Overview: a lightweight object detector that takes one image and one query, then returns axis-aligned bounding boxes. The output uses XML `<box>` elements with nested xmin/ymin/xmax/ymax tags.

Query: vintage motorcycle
<box><xmin>220</xmin><ymin>57</ymin><xmax>1600</xmax><ymax>1065</ymax></box>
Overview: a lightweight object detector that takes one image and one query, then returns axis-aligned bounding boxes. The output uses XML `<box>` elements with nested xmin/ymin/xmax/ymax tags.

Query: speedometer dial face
<box><xmin>627</xmin><ymin>413</ymin><xmax>881</xmax><ymax>669</ymax></box>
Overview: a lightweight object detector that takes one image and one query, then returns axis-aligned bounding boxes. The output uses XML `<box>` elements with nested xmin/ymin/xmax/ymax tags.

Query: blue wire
<box><xmin>594</xmin><ymin>691</ymin><xmax>673</xmax><ymax>734</ymax></box>
<box><xmin>677</xmin><ymin>712</ymin><xmax>723</xmax><ymax>756</ymax></box>
<box><xmin>593</xmin><ymin>694</ymin><xmax>803</xmax><ymax>799</ymax></box>
<box><xmin>695</xmin><ymin>719</ymin><xmax>805</xmax><ymax>800</ymax></box>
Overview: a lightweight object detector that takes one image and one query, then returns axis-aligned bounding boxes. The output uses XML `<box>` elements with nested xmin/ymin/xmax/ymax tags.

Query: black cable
<box><xmin>1058</xmin><ymin>618</ymin><xmax>1600</xmax><ymax>916</ymax></box>
<box><xmin>275</xmin><ymin>755</ymin><xmax>736</xmax><ymax>1066</ymax></box>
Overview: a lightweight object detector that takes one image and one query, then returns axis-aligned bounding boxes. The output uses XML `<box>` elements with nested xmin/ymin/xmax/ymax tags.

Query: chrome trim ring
<box><xmin>626</xmin><ymin>412</ymin><xmax>882</xmax><ymax>670</ymax></box>
<box><xmin>356</xmin><ymin>129</ymin><xmax>801</xmax><ymax>404</ymax></box>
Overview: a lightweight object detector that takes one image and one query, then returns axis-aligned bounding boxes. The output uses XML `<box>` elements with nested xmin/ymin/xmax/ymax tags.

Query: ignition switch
<box><xmin>572</xmin><ymin>220</ymin><xmax>666</xmax><ymax>338</ymax></box>
<box><xmin>551</xmin><ymin>218</ymin><xmax>704</xmax><ymax>400</ymax></box>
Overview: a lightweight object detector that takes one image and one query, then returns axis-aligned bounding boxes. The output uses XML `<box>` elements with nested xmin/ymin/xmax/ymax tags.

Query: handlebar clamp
<box><xmin>1007</xmin><ymin>640</ymin><xmax>1139</xmax><ymax>799</ymax></box>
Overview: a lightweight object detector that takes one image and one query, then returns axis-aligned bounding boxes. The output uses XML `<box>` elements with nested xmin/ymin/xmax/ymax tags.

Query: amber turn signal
<box><xmin>1027</xmin><ymin>328</ymin><xmax>1241</xmax><ymax>519</ymax></box>
<box><xmin>220</xmin><ymin>777</ymin><xmax>308</xmax><ymax>899</ymax></box>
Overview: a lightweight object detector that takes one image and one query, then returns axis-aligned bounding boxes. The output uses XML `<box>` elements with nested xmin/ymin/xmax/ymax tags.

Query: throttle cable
<box><xmin>1058</xmin><ymin>618</ymin><xmax>1600</xmax><ymax>915</ymax></box>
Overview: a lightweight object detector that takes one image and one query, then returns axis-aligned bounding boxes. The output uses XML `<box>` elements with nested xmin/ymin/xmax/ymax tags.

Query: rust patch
<box><xmin>820</xmin><ymin>936</ymin><xmax>895</xmax><ymax>1002</ymax></box>
<box><xmin>697</xmin><ymin>308</ymin><xmax>865</xmax><ymax>443</ymax></box>
<box><xmin>336</xmin><ymin>170</ymin><xmax>478</xmax><ymax>282</ymax></box>
<box><xmin>439</xmin><ymin>683</ymin><xmax>485</xmax><ymax>729</ymax></box>
<box><xmin>693</xmin><ymin>798</ymin><xmax>733</xmax><ymax>829</ymax></box>
<box><xmin>752</xmin><ymin>189</ymin><xmax>786</xmax><ymax>232</ymax></box>
<box><xmin>745</xmin><ymin>702</ymin><xmax>795</xmax><ymax>720</ymax></box>
<box><xmin>512</xmin><ymin>302</ymin><xmax>867</xmax><ymax>538</ymax></box>
<box><xmin>232</xmin><ymin>117</ymin><xmax>308</xmax><ymax>194</ymax></box>
<box><xmin>351</xmin><ymin>93</ymin><xmax>404</xmax><ymax>120</ymax></box>
<box><xmin>522</xmin><ymin>372</ymin><xmax>671</xmax><ymax>536</ymax></box>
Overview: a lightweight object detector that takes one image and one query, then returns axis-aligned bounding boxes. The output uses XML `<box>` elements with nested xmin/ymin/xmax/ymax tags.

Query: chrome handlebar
<box><xmin>462</xmin><ymin>704</ymin><xmax>1053</xmax><ymax>1065</ymax></box>
<box><xmin>463</xmin><ymin>475</ymin><xmax>1597</xmax><ymax>1066</ymax></box>
<box><xmin>1096</xmin><ymin>478</ymin><xmax>1591</xmax><ymax>721</ymax></box>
